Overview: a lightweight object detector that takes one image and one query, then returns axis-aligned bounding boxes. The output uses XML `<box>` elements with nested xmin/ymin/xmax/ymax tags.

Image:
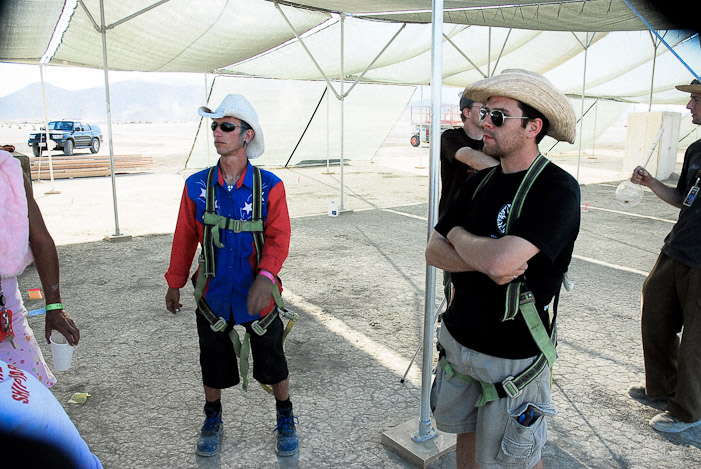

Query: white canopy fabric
<box><xmin>1</xmin><ymin>1</ymin><xmax>696</xmax><ymax>109</ymax></box>
<box><xmin>0</xmin><ymin>0</ymin><xmax>66</xmax><ymax>62</ymax></box>
<box><xmin>1</xmin><ymin>2</ymin><xmax>694</xmax><ymax>84</ymax></box>
<box><xmin>220</xmin><ymin>18</ymin><xmax>698</xmax><ymax>105</ymax></box>
<box><xmin>0</xmin><ymin>0</ymin><xmax>331</xmax><ymax>71</ymax></box>
<box><xmin>276</xmin><ymin>0</ymin><xmax>676</xmax><ymax>31</ymax></box>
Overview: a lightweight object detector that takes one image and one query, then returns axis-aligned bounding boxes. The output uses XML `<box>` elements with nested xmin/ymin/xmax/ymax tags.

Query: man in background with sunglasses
<box><xmin>626</xmin><ymin>79</ymin><xmax>701</xmax><ymax>433</ymax></box>
<box><xmin>165</xmin><ymin>94</ymin><xmax>297</xmax><ymax>458</ymax></box>
<box><xmin>439</xmin><ymin>91</ymin><xmax>498</xmax><ymax>306</ymax></box>
<box><xmin>426</xmin><ymin>69</ymin><xmax>580</xmax><ymax>469</ymax></box>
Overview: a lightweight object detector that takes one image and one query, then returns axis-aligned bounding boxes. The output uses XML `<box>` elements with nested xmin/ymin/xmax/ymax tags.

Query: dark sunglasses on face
<box><xmin>479</xmin><ymin>107</ymin><xmax>529</xmax><ymax>127</ymax></box>
<box><xmin>211</xmin><ymin>121</ymin><xmax>241</xmax><ymax>132</ymax></box>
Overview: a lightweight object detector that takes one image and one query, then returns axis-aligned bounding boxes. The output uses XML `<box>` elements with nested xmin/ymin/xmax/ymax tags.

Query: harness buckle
<box><xmin>209</xmin><ymin>317</ymin><xmax>227</xmax><ymax>332</ymax></box>
<box><xmin>501</xmin><ymin>376</ymin><xmax>522</xmax><ymax>398</ymax></box>
<box><xmin>277</xmin><ymin>306</ymin><xmax>299</xmax><ymax>321</ymax></box>
<box><xmin>251</xmin><ymin>320</ymin><xmax>267</xmax><ymax>336</ymax></box>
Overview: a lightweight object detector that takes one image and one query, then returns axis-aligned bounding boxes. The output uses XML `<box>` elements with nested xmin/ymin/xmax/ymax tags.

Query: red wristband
<box><xmin>258</xmin><ymin>269</ymin><xmax>276</xmax><ymax>284</ymax></box>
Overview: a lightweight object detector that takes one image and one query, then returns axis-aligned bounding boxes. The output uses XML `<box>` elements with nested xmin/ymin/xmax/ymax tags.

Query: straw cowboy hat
<box><xmin>676</xmin><ymin>79</ymin><xmax>701</xmax><ymax>94</ymax></box>
<box><xmin>464</xmin><ymin>69</ymin><xmax>576</xmax><ymax>144</ymax></box>
<box><xmin>198</xmin><ymin>94</ymin><xmax>264</xmax><ymax>159</ymax></box>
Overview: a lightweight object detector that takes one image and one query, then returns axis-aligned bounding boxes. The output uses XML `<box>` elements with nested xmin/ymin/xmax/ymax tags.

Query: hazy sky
<box><xmin>0</xmin><ymin>62</ymin><xmax>207</xmax><ymax>98</ymax></box>
<box><xmin>0</xmin><ymin>61</ymin><xmax>463</xmax><ymax>106</ymax></box>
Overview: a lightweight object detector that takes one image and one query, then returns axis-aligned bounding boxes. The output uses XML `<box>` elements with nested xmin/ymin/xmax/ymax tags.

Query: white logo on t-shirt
<box><xmin>497</xmin><ymin>203</ymin><xmax>511</xmax><ymax>235</ymax></box>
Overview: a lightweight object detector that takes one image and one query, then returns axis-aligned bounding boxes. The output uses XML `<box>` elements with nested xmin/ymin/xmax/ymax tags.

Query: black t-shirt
<box><xmin>662</xmin><ymin>139</ymin><xmax>701</xmax><ymax>268</ymax></box>
<box><xmin>440</xmin><ymin>128</ymin><xmax>484</xmax><ymax>218</ymax></box>
<box><xmin>435</xmin><ymin>160</ymin><xmax>581</xmax><ymax>358</ymax></box>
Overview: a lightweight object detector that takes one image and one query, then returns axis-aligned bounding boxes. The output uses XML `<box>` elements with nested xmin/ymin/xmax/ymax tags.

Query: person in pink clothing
<box><xmin>0</xmin><ymin>149</ymin><xmax>80</xmax><ymax>387</ymax></box>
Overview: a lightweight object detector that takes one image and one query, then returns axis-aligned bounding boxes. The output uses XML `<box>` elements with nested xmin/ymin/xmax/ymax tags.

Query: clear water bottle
<box><xmin>328</xmin><ymin>200</ymin><xmax>338</xmax><ymax>217</ymax></box>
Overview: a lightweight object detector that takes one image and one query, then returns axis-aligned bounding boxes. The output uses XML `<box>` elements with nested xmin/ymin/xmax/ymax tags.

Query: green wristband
<box><xmin>45</xmin><ymin>303</ymin><xmax>64</xmax><ymax>311</ymax></box>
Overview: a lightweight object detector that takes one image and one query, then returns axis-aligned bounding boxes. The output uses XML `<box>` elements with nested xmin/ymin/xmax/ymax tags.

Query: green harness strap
<box><xmin>193</xmin><ymin>165</ymin><xmax>295</xmax><ymax>392</ymax></box>
<box><xmin>442</xmin><ymin>154</ymin><xmax>558</xmax><ymax>406</ymax></box>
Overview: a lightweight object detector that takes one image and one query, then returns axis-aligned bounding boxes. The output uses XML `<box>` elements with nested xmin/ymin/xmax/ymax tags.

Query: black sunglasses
<box><xmin>211</xmin><ymin>122</ymin><xmax>241</xmax><ymax>132</ymax></box>
<box><xmin>479</xmin><ymin>107</ymin><xmax>529</xmax><ymax>127</ymax></box>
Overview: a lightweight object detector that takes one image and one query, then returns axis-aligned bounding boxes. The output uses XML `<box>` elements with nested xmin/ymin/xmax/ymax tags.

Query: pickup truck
<box><xmin>28</xmin><ymin>120</ymin><xmax>102</xmax><ymax>156</ymax></box>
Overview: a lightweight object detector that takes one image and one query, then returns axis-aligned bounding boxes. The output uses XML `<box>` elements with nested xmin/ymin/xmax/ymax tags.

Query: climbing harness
<box><xmin>439</xmin><ymin>154</ymin><xmax>559</xmax><ymax>407</ymax></box>
<box><xmin>193</xmin><ymin>165</ymin><xmax>297</xmax><ymax>392</ymax></box>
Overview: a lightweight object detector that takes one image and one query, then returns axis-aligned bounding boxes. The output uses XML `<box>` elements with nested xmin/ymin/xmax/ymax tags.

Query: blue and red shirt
<box><xmin>165</xmin><ymin>161</ymin><xmax>291</xmax><ymax>325</ymax></box>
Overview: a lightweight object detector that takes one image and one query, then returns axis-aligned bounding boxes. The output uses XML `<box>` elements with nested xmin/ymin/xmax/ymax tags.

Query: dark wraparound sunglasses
<box><xmin>479</xmin><ymin>107</ymin><xmax>529</xmax><ymax>127</ymax></box>
<box><xmin>211</xmin><ymin>122</ymin><xmax>241</xmax><ymax>132</ymax></box>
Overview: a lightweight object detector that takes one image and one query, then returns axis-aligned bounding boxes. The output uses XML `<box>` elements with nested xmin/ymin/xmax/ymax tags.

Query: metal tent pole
<box><xmin>382</xmin><ymin>1</ymin><xmax>454</xmax><ymax>463</ymax></box>
<box><xmin>99</xmin><ymin>0</ymin><xmax>125</xmax><ymax>239</ymax></box>
<box><xmin>415</xmin><ymin>0</ymin><xmax>444</xmax><ymax>443</ymax></box>
<box><xmin>576</xmin><ymin>33</ymin><xmax>591</xmax><ymax>182</ymax></box>
<box><xmin>622</xmin><ymin>0</ymin><xmax>698</xmax><ymax>79</ymax></box>
<box><xmin>339</xmin><ymin>12</ymin><xmax>345</xmax><ymax>211</ymax></box>
<box><xmin>39</xmin><ymin>64</ymin><xmax>60</xmax><ymax>194</ymax></box>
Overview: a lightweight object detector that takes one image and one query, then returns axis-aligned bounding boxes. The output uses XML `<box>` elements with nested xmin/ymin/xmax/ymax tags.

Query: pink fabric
<box><xmin>0</xmin><ymin>277</ymin><xmax>56</xmax><ymax>388</ymax></box>
<box><xmin>0</xmin><ymin>150</ymin><xmax>54</xmax><ymax>388</ymax></box>
<box><xmin>0</xmin><ymin>150</ymin><xmax>33</xmax><ymax>278</ymax></box>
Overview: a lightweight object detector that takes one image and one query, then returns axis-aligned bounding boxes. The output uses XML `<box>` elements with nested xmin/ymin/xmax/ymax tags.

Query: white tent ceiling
<box><xmin>220</xmin><ymin>17</ymin><xmax>698</xmax><ymax>105</ymax></box>
<box><xmin>1</xmin><ymin>1</ymin><xmax>697</xmax><ymax>107</ymax></box>
<box><xmin>275</xmin><ymin>1</ymin><xmax>675</xmax><ymax>31</ymax></box>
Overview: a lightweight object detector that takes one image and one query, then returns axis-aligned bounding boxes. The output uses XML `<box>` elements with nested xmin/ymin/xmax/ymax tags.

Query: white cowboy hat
<box><xmin>198</xmin><ymin>94</ymin><xmax>264</xmax><ymax>159</ymax></box>
<box><xmin>465</xmin><ymin>69</ymin><xmax>576</xmax><ymax>144</ymax></box>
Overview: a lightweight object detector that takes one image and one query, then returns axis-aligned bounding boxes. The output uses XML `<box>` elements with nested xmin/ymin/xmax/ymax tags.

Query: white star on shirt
<box><xmin>242</xmin><ymin>201</ymin><xmax>253</xmax><ymax>215</ymax></box>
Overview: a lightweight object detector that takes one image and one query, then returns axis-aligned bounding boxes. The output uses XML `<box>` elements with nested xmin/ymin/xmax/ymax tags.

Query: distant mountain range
<box><xmin>0</xmin><ymin>81</ymin><xmax>204</xmax><ymax>122</ymax></box>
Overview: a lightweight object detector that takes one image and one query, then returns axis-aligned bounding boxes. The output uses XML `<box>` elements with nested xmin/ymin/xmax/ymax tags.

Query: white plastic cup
<box><xmin>328</xmin><ymin>200</ymin><xmax>338</xmax><ymax>217</ymax></box>
<box><xmin>50</xmin><ymin>331</ymin><xmax>74</xmax><ymax>371</ymax></box>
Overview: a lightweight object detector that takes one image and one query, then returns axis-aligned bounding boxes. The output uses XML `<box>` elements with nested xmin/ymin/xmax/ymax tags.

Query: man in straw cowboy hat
<box><xmin>426</xmin><ymin>69</ymin><xmax>581</xmax><ymax>468</ymax></box>
<box><xmin>627</xmin><ymin>78</ymin><xmax>701</xmax><ymax>433</ymax></box>
<box><xmin>165</xmin><ymin>94</ymin><xmax>297</xmax><ymax>457</ymax></box>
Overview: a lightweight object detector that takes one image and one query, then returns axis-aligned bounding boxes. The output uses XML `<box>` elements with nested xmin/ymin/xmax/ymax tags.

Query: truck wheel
<box><xmin>63</xmin><ymin>139</ymin><xmax>74</xmax><ymax>156</ymax></box>
<box><xmin>410</xmin><ymin>135</ymin><xmax>420</xmax><ymax>147</ymax></box>
<box><xmin>90</xmin><ymin>138</ymin><xmax>100</xmax><ymax>154</ymax></box>
<box><xmin>32</xmin><ymin>144</ymin><xmax>41</xmax><ymax>157</ymax></box>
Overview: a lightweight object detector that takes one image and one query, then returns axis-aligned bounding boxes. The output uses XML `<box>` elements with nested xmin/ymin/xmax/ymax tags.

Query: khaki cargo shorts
<box><xmin>430</xmin><ymin>325</ymin><xmax>556</xmax><ymax>468</ymax></box>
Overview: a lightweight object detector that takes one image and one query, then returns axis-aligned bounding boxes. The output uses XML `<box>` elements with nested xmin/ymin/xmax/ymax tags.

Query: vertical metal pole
<box><xmin>487</xmin><ymin>27</ymin><xmax>492</xmax><ymax>76</ymax></box>
<box><xmin>648</xmin><ymin>32</ymin><xmax>658</xmax><ymax>112</ymax></box>
<box><xmin>592</xmin><ymin>99</ymin><xmax>598</xmax><ymax>157</ymax></box>
<box><xmin>100</xmin><ymin>0</ymin><xmax>121</xmax><ymax>236</ymax></box>
<box><xmin>39</xmin><ymin>65</ymin><xmax>57</xmax><ymax>190</ymax></box>
<box><xmin>576</xmin><ymin>33</ymin><xmax>589</xmax><ymax>182</ymax></box>
<box><xmin>327</xmin><ymin>84</ymin><xmax>331</xmax><ymax>172</ymax></box>
<box><xmin>339</xmin><ymin>12</ymin><xmax>345</xmax><ymax>211</ymax></box>
<box><xmin>204</xmin><ymin>73</ymin><xmax>212</xmax><ymax>167</ymax></box>
<box><xmin>413</xmin><ymin>0</ymin><xmax>443</xmax><ymax>443</ymax></box>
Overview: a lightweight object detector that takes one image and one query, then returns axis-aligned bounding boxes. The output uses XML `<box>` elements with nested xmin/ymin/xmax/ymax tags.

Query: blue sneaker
<box><xmin>274</xmin><ymin>406</ymin><xmax>299</xmax><ymax>456</ymax></box>
<box><xmin>196</xmin><ymin>409</ymin><xmax>223</xmax><ymax>457</ymax></box>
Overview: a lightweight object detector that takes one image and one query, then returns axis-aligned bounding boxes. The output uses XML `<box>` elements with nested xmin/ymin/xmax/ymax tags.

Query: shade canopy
<box><xmin>1</xmin><ymin>1</ymin><xmax>696</xmax><ymax>108</ymax></box>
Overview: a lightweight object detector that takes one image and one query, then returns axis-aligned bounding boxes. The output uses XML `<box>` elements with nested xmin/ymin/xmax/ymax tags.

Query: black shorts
<box><xmin>196</xmin><ymin>310</ymin><xmax>289</xmax><ymax>389</ymax></box>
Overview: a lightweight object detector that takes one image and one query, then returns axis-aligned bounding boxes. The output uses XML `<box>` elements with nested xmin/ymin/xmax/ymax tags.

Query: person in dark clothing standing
<box><xmin>439</xmin><ymin>90</ymin><xmax>499</xmax><ymax>304</ymax></box>
<box><xmin>426</xmin><ymin>69</ymin><xmax>580</xmax><ymax>469</ymax></box>
<box><xmin>627</xmin><ymin>79</ymin><xmax>701</xmax><ymax>433</ymax></box>
<box><xmin>439</xmin><ymin>91</ymin><xmax>498</xmax><ymax>218</ymax></box>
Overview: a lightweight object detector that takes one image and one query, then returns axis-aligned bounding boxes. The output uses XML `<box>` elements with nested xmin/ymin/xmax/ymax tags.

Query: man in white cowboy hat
<box><xmin>426</xmin><ymin>69</ymin><xmax>581</xmax><ymax>469</ymax></box>
<box><xmin>165</xmin><ymin>94</ymin><xmax>297</xmax><ymax>457</ymax></box>
<box><xmin>626</xmin><ymin>78</ymin><xmax>701</xmax><ymax>433</ymax></box>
